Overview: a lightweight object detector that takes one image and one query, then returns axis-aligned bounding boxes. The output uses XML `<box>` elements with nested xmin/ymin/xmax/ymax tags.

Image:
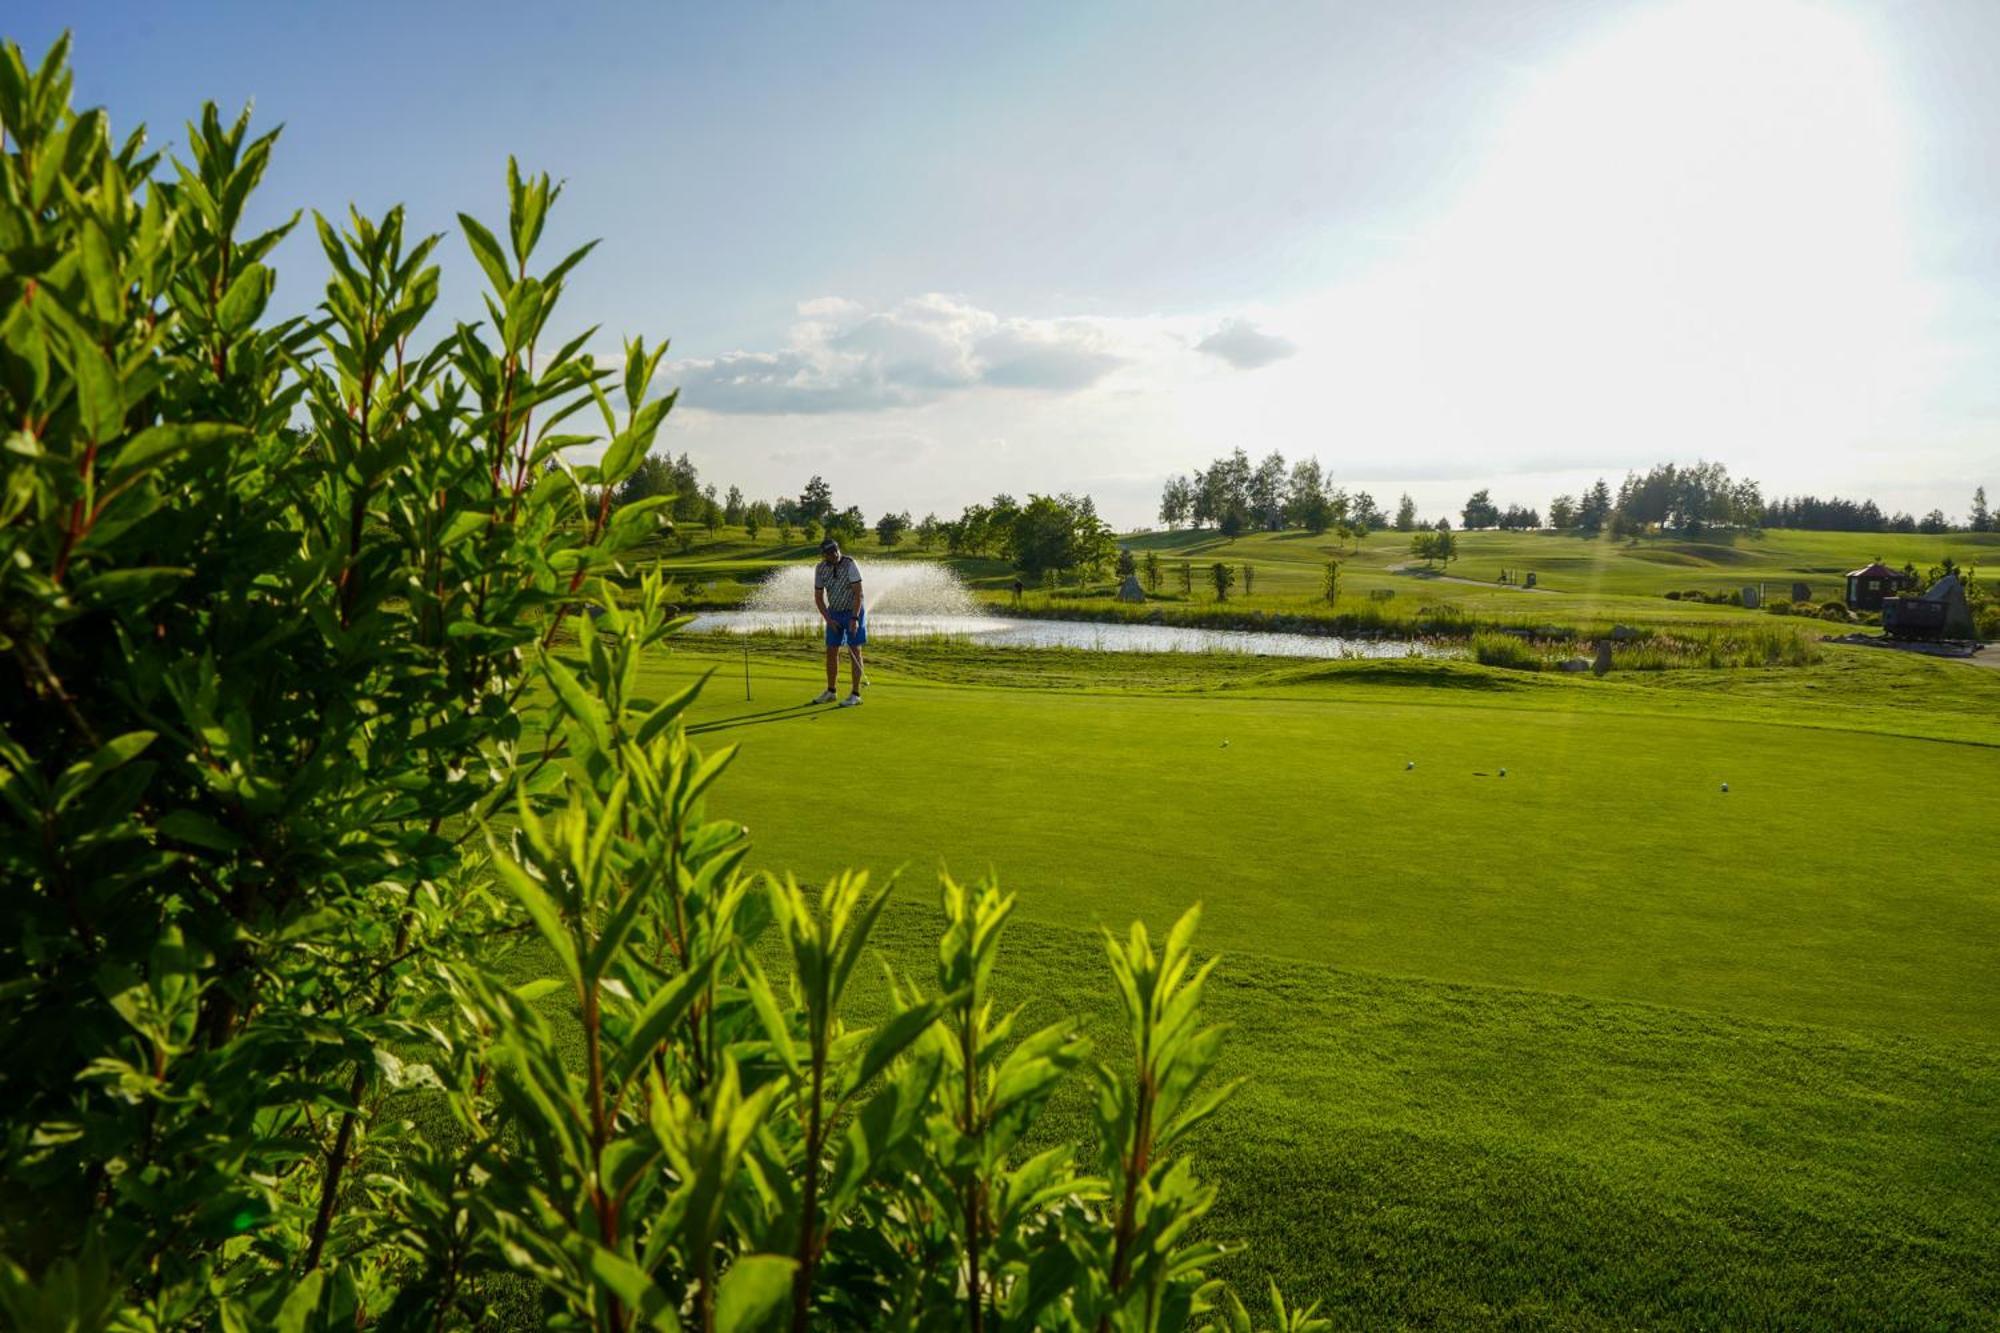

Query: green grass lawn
<box><xmin>622</xmin><ymin>636</ymin><xmax>2000</xmax><ymax>1326</ymax></box>
<box><xmin>641</xmin><ymin>523</ymin><xmax>2000</xmax><ymax>640</ymax></box>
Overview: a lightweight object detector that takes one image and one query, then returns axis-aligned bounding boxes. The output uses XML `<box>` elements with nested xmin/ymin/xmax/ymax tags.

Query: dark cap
<box><xmin>819</xmin><ymin>538</ymin><xmax>840</xmax><ymax>554</ymax></box>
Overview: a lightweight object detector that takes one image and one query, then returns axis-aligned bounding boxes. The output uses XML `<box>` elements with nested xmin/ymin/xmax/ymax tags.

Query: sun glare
<box><xmin>1234</xmin><ymin>0</ymin><xmax>1927</xmax><ymax>486</ymax></box>
<box><xmin>1437</xmin><ymin>0</ymin><xmax>1917</xmax><ymax>444</ymax></box>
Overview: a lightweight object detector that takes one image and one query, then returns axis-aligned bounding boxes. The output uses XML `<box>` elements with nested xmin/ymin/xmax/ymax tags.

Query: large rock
<box><xmin>1593</xmin><ymin>641</ymin><xmax>1613</xmax><ymax>676</ymax></box>
<box><xmin>1117</xmin><ymin>574</ymin><xmax>1146</xmax><ymax>603</ymax></box>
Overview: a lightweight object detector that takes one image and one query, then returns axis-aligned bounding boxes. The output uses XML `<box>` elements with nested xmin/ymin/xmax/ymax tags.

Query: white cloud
<box><xmin>1194</xmin><ymin>318</ymin><xmax>1297</xmax><ymax>369</ymax></box>
<box><xmin>669</xmin><ymin>294</ymin><xmax>1129</xmax><ymax>413</ymax></box>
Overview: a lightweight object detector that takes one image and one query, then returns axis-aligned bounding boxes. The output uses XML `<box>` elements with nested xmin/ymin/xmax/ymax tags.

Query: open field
<box><xmin>644</xmin><ymin>525</ymin><xmax>2000</xmax><ymax>639</ymax></box>
<box><xmin>610</xmin><ymin>636</ymin><xmax>2000</xmax><ymax>1325</ymax></box>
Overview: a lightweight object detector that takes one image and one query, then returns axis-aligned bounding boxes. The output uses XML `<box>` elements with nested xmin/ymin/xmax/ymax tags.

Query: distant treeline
<box><xmin>614</xmin><ymin>455</ymin><xmax>1118</xmax><ymax>578</ymax></box>
<box><xmin>1159</xmin><ymin>452</ymin><xmax>1994</xmax><ymax>538</ymax></box>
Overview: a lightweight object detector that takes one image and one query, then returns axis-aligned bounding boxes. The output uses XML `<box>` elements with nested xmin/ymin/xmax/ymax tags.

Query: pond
<box><xmin>682</xmin><ymin>610</ymin><xmax>1445</xmax><ymax>660</ymax></box>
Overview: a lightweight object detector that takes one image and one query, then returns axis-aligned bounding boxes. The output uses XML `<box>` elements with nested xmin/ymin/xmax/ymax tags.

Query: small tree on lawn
<box><xmin>1323</xmin><ymin>560</ymin><xmax>1341</xmax><ymax>604</ymax></box>
<box><xmin>1242</xmin><ymin>564</ymin><xmax>1255</xmax><ymax>596</ymax></box>
<box><xmin>1180</xmin><ymin>560</ymin><xmax>1193</xmax><ymax>594</ymax></box>
<box><xmin>1117</xmin><ymin>547</ymin><xmax>1138</xmax><ymax>579</ymax></box>
<box><xmin>1211</xmin><ymin>562</ymin><xmax>1237</xmax><ymax>601</ymax></box>
<box><xmin>1144</xmin><ymin>550</ymin><xmax>1162</xmax><ymax>590</ymax></box>
<box><xmin>875</xmin><ymin>510</ymin><xmax>911</xmax><ymax>548</ymax></box>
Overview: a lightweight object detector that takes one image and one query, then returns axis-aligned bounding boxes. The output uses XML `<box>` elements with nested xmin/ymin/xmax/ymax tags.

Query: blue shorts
<box><xmin>825</xmin><ymin>611</ymin><xmax>866</xmax><ymax>648</ymax></box>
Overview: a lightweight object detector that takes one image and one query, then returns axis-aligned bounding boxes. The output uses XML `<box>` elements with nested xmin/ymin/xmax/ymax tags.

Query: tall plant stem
<box><xmin>789</xmin><ymin>1047</ymin><xmax>826</xmax><ymax>1333</ymax></box>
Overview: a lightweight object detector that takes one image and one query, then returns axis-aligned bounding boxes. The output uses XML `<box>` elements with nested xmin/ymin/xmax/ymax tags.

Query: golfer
<box><xmin>812</xmin><ymin>538</ymin><xmax>866</xmax><ymax>707</ymax></box>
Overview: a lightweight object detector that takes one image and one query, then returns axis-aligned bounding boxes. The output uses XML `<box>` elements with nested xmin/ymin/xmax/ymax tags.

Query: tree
<box><xmin>1395</xmin><ymin>492</ymin><xmax>1418</xmax><ymax>531</ymax></box>
<box><xmin>1210</xmin><ymin>561</ymin><xmax>1237</xmax><ymax>601</ymax></box>
<box><xmin>1008</xmin><ymin>493</ymin><xmax>1113</xmax><ymax>580</ymax></box>
<box><xmin>1250</xmin><ymin>451</ymin><xmax>1288</xmax><ymax>530</ymax></box>
<box><xmin>1412</xmin><ymin>527</ymin><xmax>1459</xmax><ymax>570</ymax></box>
<box><xmin>799</xmin><ymin>474</ymin><xmax>835</xmax><ymax>534</ymax></box>
<box><xmin>1179</xmin><ymin>560</ymin><xmax>1193</xmax><ymax>594</ymax></box>
<box><xmin>1461</xmin><ymin>488</ymin><xmax>1500</xmax><ymax>530</ymax></box>
<box><xmin>1972</xmin><ymin>486</ymin><xmax>1991</xmax><ymax>533</ymax></box>
<box><xmin>1548</xmin><ymin>494</ymin><xmax>1578</xmax><ymax>530</ymax></box>
<box><xmin>1323</xmin><ymin>560</ymin><xmax>1341</xmax><ymax>604</ymax></box>
<box><xmin>1144</xmin><ymin>550</ymin><xmax>1163</xmax><ymax>590</ymax></box>
<box><xmin>1352</xmin><ymin>491</ymin><xmax>1387</xmax><ymax>529</ymax></box>
<box><xmin>1241</xmin><ymin>563</ymin><xmax>1255</xmax><ymax>596</ymax></box>
<box><xmin>1919</xmin><ymin>508</ymin><xmax>1951</xmax><ymax>534</ymax></box>
<box><xmin>1158</xmin><ymin>474</ymin><xmax>1195</xmax><ymax>528</ymax></box>
<box><xmin>915</xmin><ymin>511</ymin><xmax>942</xmax><ymax>548</ymax></box>
<box><xmin>703</xmin><ymin>495</ymin><xmax>722</xmax><ymax>535</ymax></box>
<box><xmin>1195</xmin><ymin>448</ymin><xmax>1252</xmax><ymax>534</ymax></box>
<box><xmin>829</xmin><ymin>504</ymin><xmax>867</xmax><ymax>543</ymax></box>
<box><xmin>723</xmin><ymin>484</ymin><xmax>745</xmax><ymax>524</ymax></box>
<box><xmin>1286</xmin><ymin>457</ymin><xmax>1332</xmax><ymax>533</ymax></box>
<box><xmin>744</xmin><ymin>501</ymin><xmax>767</xmax><ymax>541</ymax></box>
<box><xmin>618</xmin><ymin>451</ymin><xmax>677</xmax><ymax>506</ymax></box>
<box><xmin>875</xmin><ymin>510</ymin><xmax>911</xmax><ymax>548</ymax></box>
<box><xmin>1578</xmin><ymin>478</ymin><xmax>1613</xmax><ymax>534</ymax></box>
<box><xmin>1117</xmin><ymin>547</ymin><xmax>1138</xmax><ymax>578</ymax></box>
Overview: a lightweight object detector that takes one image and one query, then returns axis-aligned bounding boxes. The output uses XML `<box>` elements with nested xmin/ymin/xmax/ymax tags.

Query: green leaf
<box><xmin>488</xmin><ymin>837</ymin><xmax>581</xmax><ymax>988</ymax></box>
<box><xmin>458</xmin><ymin>213</ymin><xmax>514</xmax><ymax>292</ymax></box>
<box><xmin>634</xmin><ymin>674</ymin><xmax>709</xmax><ymax>747</ymax></box>
<box><xmin>157</xmin><ymin>808</ymin><xmax>246</xmax><ymax>853</ymax></box>
<box><xmin>843</xmin><ymin>996</ymin><xmax>945</xmax><ymax>1098</ymax></box>
<box><xmin>714</xmin><ymin>1254</ymin><xmax>797</xmax><ymax>1333</ymax></box>
<box><xmin>543</xmin><ymin>656</ymin><xmax>612</xmax><ymax>757</ymax></box>
<box><xmin>611</xmin><ymin>952</ymin><xmax>720</xmax><ymax>1088</ymax></box>
<box><xmin>438</xmin><ymin>508</ymin><xmax>487</xmax><ymax>548</ymax></box>
<box><xmin>216</xmin><ymin>262</ymin><xmax>271</xmax><ymax>333</ymax></box>
<box><xmin>54</xmin><ymin>730</ymin><xmax>154</xmax><ymax>810</ymax></box>
<box><xmin>72</xmin><ymin>567</ymin><xmax>192</xmax><ymax>609</ymax></box>
<box><xmin>511</xmin><ymin>977</ymin><xmax>565</xmax><ymax>1004</ymax></box>
<box><xmin>596</xmin><ymin>428</ymin><xmax>646</xmax><ymax>489</ymax></box>
<box><xmin>584</xmin><ymin>1244</ymin><xmax>681</xmax><ymax>1331</ymax></box>
<box><xmin>78</xmin><ymin>216</ymin><xmax>121</xmax><ymax>322</ymax></box>
<box><xmin>70</xmin><ymin>335</ymin><xmax>124</xmax><ymax>442</ymax></box>
<box><xmin>105</xmin><ymin>422</ymin><xmax>246</xmax><ymax>482</ymax></box>
<box><xmin>274</xmin><ymin>1270</ymin><xmax>325</xmax><ymax>1333</ymax></box>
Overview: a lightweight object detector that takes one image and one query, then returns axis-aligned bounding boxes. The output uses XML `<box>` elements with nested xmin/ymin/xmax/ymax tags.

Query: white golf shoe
<box><xmin>837</xmin><ymin>693</ymin><xmax>863</xmax><ymax>708</ymax></box>
<box><xmin>811</xmin><ymin>689</ymin><xmax>838</xmax><ymax>704</ymax></box>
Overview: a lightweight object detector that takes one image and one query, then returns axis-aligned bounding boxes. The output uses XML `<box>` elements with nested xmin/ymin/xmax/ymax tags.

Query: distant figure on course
<box><xmin>812</xmin><ymin>537</ymin><xmax>866</xmax><ymax>707</ymax></box>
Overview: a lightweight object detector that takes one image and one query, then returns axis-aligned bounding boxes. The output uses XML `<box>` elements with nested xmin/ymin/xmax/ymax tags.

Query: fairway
<box><xmin>649</xmin><ymin>639</ymin><xmax>2000</xmax><ymax>1324</ymax></box>
<box><xmin>676</xmin><ymin>648</ymin><xmax>1999</xmax><ymax>1039</ymax></box>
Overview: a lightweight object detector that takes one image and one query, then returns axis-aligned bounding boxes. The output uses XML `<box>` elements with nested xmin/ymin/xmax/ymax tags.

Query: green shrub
<box><xmin>1819</xmin><ymin>601</ymin><xmax>1853</xmax><ymax>622</ymax></box>
<box><xmin>0</xmin><ymin>40</ymin><xmax>1298</xmax><ymax>1331</ymax></box>
<box><xmin>1472</xmin><ymin>633</ymin><xmax>1542</xmax><ymax>671</ymax></box>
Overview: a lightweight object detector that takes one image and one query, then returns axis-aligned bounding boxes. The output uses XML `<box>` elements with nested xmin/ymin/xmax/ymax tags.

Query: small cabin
<box><xmin>1845</xmin><ymin>562</ymin><xmax>1911</xmax><ymax>611</ymax></box>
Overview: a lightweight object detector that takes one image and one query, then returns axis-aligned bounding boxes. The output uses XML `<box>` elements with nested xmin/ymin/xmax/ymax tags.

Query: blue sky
<box><xmin>16</xmin><ymin>0</ymin><xmax>2000</xmax><ymax>525</ymax></box>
